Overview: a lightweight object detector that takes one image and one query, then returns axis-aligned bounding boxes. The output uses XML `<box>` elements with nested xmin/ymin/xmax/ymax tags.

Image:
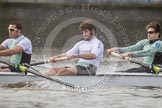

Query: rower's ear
<box><xmin>156</xmin><ymin>32</ymin><xmax>160</xmax><ymax>38</ymax></box>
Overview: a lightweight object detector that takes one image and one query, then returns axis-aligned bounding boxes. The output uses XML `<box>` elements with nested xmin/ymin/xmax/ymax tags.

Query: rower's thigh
<box><xmin>0</xmin><ymin>68</ymin><xmax>11</xmax><ymax>72</ymax></box>
<box><xmin>56</xmin><ymin>67</ymin><xmax>77</xmax><ymax>76</ymax></box>
<box><xmin>65</xmin><ymin>67</ymin><xmax>77</xmax><ymax>74</ymax></box>
<box><xmin>47</xmin><ymin>67</ymin><xmax>64</xmax><ymax>75</ymax></box>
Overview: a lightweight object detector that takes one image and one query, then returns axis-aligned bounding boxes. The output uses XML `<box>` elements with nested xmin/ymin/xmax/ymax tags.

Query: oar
<box><xmin>0</xmin><ymin>59</ymin><xmax>77</xmax><ymax>89</ymax></box>
<box><xmin>110</xmin><ymin>52</ymin><xmax>162</xmax><ymax>73</ymax></box>
<box><xmin>110</xmin><ymin>52</ymin><xmax>149</xmax><ymax>68</ymax></box>
<box><xmin>30</xmin><ymin>56</ymin><xmax>68</xmax><ymax>66</ymax></box>
<box><xmin>0</xmin><ymin>59</ymin><xmax>14</xmax><ymax>67</ymax></box>
<box><xmin>25</xmin><ymin>68</ymin><xmax>76</xmax><ymax>89</ymax></box>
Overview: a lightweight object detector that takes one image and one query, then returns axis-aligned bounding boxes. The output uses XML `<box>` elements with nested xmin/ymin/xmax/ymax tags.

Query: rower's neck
<box><xmin>149</xmin><ymin>39</ymin><xmax>159</xmax><ymax>44</ymax></box>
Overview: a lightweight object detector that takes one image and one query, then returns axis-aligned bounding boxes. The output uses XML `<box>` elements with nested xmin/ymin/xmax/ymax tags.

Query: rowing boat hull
<box><xmin>0</xmin><ymin>72</ymin><xmax>162</xmax><ymax>87</ymax></box>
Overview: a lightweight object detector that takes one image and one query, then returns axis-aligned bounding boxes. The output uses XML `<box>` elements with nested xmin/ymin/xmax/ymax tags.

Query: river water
<box><xmin>0</xmin><ymin>85</ymin><xmax>162</xmax><ymax>108</ymax></box>
<box><xmin>0</xmin><ymin>60</ymin><xmax>162</xmax><ymax>108</ymax></box>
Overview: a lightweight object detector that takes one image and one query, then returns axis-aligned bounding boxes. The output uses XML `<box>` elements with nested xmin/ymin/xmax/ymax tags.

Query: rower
<box><xmin>0</xmin><ymin>21</ymin><xmax>32</xmax><ymax>72</ymax></box>
<box><xmin>107</xmin><ymin>21</ymin><xmax>162</xmax><ymax>73</ymax></box>
<box><xmin>46</xmin><ymin>20</ymin><xmax>104</xmax><ymax>76</ymax></box>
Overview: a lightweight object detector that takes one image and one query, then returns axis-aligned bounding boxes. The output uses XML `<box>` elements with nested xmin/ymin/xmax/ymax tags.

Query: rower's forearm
<box><xmin>76</xmin><ymin>53</ymin><xmax>96</xmax><ymax>60</ymax></box>
<box><xmin>0</xmin><ymin>45</ymin><xmax>5</xmax><ymax>51</ymax></box>
<box><xmin>0</xmin><ymin>49</ymin><xmax>16</xmax><ymax>56</ymax></box>
<box><xmin>132</xmin><ymin>50</ymin><xmax>152</xmax><ymax>57</ymax></box>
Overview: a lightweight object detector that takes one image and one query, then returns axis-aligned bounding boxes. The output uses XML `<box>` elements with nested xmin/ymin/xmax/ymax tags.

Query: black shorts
<box><xmin>76</xmin><ymin>64</ymin><xmax>97</xmax><ymax>76</ymax></box>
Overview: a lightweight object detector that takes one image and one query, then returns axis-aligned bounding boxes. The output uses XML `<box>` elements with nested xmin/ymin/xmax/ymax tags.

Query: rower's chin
<box><xmin>83</xmin><ymin>37</ymin><xmax>91</xmax><ymax>41</ymax></box>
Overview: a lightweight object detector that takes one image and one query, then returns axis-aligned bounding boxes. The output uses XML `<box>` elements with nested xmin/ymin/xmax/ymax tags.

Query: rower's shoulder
<box><xmin>152</xmin><ymin>40</ymin><xmax>162</xmax><ymax>49</ymax></box>
<box><xmin>141</xmin><ymin>39</ymin><xmax>149</xmax><ymax>42</ymax></box>
<box><xmin>137</xmin><ymin>39</ymin><xmax>148</xmax><ymax>44</ymax></box>
<box><xmin>20</xmin><ymin>36</ymin><xmax>32</xmax><ymax>43</ymax></box>
<box><xmin>154</xmin><ymin>40</ymin><xmax>162</xmax><ymax>45</ymax></box>
<box><xmin>156</xmin><ymin>40</ymin><xmax>162</xmax><ymax>43</ymax></box>
<box><xmin>93</xmin><ymin>37</ymin><xmax>104</xmax><ymax>44</ymax></box>
<box><xmin>2</xmin><ymin>38</ymin><xmax>13</xmax><ymax>43</ymax></box>
<box><xmin>23</xmin><ymin>36</ymin><xmax>31</xmax><ymax>41</ymax></box>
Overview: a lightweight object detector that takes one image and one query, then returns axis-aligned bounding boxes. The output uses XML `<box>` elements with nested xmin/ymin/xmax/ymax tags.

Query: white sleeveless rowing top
<box><xmin>66</xmin><ymin>37</ymin><xmax>104</xmax><ymax>66</ymax></box>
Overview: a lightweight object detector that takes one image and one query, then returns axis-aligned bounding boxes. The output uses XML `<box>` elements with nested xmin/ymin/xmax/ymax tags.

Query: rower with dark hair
<box><xmin>0</xmin><ymin>21</ymin><xmax>32</xmax><ymax>72</ymax></box>
<box><xmin>106</xmin><ymin>21</ymin><xmax>162</xmax><ymax>73</ymax></box>
<box><xmin>46</xmin><ymin>20</ymin><xmax>104</xmax><ymax>76</ymax></box>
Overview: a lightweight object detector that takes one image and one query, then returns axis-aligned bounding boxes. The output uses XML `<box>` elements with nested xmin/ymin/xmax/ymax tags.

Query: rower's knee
<box><xmin>56</xmin><ymin>68</ymin><xmax>76</xmax><ymax>76</ymax></box>
<box><xmin>46</xmin><ymin>68</ymin><xmax>57</xmax><ymax>76</ymax></box>
<box><xmin>0</xmin><ymin>68</ymin><xmax>11</xmax><ymax>72</ymax></box>
<box><xmin>56</xmin><ymin>68</ymin><xmax>67</xmax><ymax>75</ymax></box>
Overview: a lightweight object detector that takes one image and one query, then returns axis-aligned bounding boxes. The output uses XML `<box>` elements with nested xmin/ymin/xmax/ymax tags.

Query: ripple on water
<box><xmin>0</xmin><ymin>82</ymin><xmax>162</xmax><ymax>108</ymax></box>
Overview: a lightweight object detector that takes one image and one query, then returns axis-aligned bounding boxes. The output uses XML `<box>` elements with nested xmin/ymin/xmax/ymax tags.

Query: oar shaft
<box><xmin>0</xmin><ymin>59</ymin><xmax>76</xmax><ymax>88</ymax></box>
<box><xmin>0</xmin><ymin>59</ymin><xmax>77</xmax><ymax>88</ymax></box>
<box><xmin>30</xmin><ymin>61</ymin><xmax>48</xmax><ymax>66</ymax></box>
<box><xmin>26</xmin><ymin>69</ymin><xmax>76</xmax><ymax>88</ymax></box>
<box><xmin>129</xmin><ymin>59</ymin><xmax>149</xmax><ymax>68</ymax></box>
<box><xmin>111</xmin><ymin>52</ymin><xmax>149</xmax><ymax>68</ymax></box>
<box><xmin>111</xmin><ymin>52</ymin><xmax>162</xmax><ymax>73</ymax></box>
<box><xmin>31</xmin><ymin>56</ymin><xmax>68</xmax><ymax>66</ymax></box>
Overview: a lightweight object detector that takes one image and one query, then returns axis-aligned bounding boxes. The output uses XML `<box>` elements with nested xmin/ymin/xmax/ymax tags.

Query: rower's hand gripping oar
<box><xmin>30</xmin><ymin>56</ymin><xmax>68</xmax><ymax>66</ymax></box>
<box><xmin>110</xmin><ymin>52</ymin><xmax>162</xmax><ymax>74</ymax></box>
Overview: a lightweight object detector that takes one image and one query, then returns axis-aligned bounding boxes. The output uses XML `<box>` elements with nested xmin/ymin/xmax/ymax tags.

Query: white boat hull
<box><xmin>0</xmin><ymin>72</ymin><xmax>162</xmax><ymax>88</ymax></box>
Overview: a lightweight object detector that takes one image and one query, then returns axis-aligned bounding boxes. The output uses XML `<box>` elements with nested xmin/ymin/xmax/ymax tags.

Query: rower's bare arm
<box><xmin>0</xmin><ymin>45</ymin><xmax>23</xmax><ymax>56</ymax></box>
<box><xmin>49</xmin><ymin>53</ymin><xmax>97</xmax><ymax>62</ymax></box>
<box><xmin>49</xmin><ymin>53</ymin><xmax>67</xmax><ymax>63</ymax></box>
<box><xmin>0</xmin><ymin>45</ymin><xmax>5</xmax><ymax>51</ymax></box>
<box><xmin>71</xmin><ymin>53</ymin><xmax>96</xmax><ymax>60</ymax></box>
